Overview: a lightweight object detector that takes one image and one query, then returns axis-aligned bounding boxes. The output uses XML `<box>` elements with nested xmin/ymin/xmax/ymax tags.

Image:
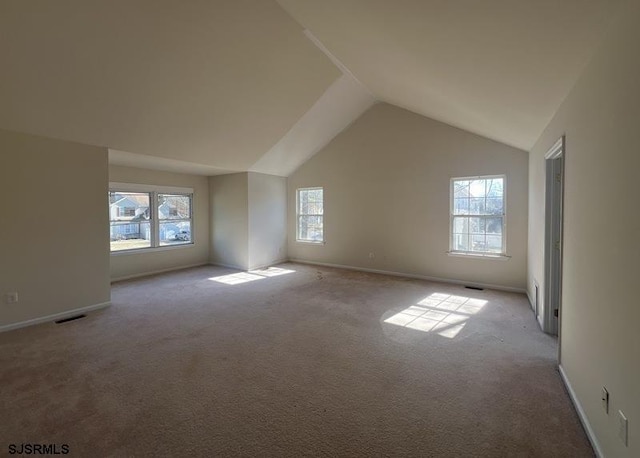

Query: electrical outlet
<box><xmin>5</xmin><ymin>292</ymin><xmax>18</xmax><ymax>304</ymax></box>
<box><xmin>618</xmin><ymin>410</ymin><xmax>628</xmax><ymax>446</ymax></box>
<box><xmin>369</xmin><ymin>252</ymin><xmax>375</xmax><ymax>259</ymax></box>
<box><xmin>602</xmin><ymin>387</ymin><xmax>609</xmax><ymax>414</ymax></box>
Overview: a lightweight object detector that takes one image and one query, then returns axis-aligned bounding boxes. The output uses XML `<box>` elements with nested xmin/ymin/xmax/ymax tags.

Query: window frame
<box><xmin>449</xmin><ymin>174</ymin><xmax>507</xmax><ymax>258</ymax></box>
<box><xmin>109</xmin><ymin>182</ymin><xmax>194</xmax><ymax>255</ymax></box>
<box><xmin>296</xmin><ymin>186</ymin><xmax>324</xmax><ymax>244</ymax></box>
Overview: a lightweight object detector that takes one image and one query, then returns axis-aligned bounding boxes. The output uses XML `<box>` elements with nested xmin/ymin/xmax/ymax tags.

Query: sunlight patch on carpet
<box><xmin>384</xmin><ymin>293</ymin><xmax>487</xmax><ymax>338</ymax></box>
<box><xmin>249</xmin><ymin>267</ymin><xmax>296</xmax><ymax>277</ymax></box>
<box><xmin>209</xmin><ymin>267</ymin><xmax>295</xmax><ymax>285</ymax></box>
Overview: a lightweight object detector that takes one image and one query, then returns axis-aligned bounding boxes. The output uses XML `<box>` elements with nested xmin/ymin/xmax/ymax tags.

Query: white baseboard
<box><xmin>209</xmin><ymin>259</ymin><xmax>290</xmax><ymax>272</ymax></box>
<box><xmin>209</xmin><ymin>261</ymin><xmax>247</xmax><ymax>270</ymax></box>
<box><xmin>558</xmin><ymin>365</ymin><xmax>603</xmax><ymax>458</ymax></box>
<box><xmin>526</xmin><ymin>292</ymin><xmax>545</xmax><ymax>332</ymax></box>
<box><xmin>0</xmin><ymin>301</ymin><xmax>111</xmax><ymax>333</ymax></box>
<box><xmin>288</xmin><ymin>258</ymin><xmax>527</xmax><ymax>294</ymax></box>
<box><xmin>249</xmin><ymin>258</ymin><xmax>289</xmax><ymax>271</ymax></box>
<box><xmin>111</xmin><ymin>262</ymin><xmax>208</xmax><ymax>283</ymax></box>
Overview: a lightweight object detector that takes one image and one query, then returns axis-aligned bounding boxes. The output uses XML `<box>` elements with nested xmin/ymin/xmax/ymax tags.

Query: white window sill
<box><xmin>296</xmin><ymin>240</ymin><xmax>325</xmax><ymax>245</ymax></box>
<box><xmin>447</xmin><ymin>251</ymin><xmax>511</xmax><ymax>261</ymax></box>
<box><xmin>111</xmin><ymin>243</ymin><xmax>194</xmax><ymax>256</ymax></box>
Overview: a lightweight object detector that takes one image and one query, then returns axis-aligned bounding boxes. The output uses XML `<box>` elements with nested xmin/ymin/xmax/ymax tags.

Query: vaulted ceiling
<box><xmin>0</xmin><ymin>0</ymin><xmax>340</xmax><ymax>173</ymax></box>
<box><xmin>0</xmin><ymin>1</ymin><xmax>622</xmax><ymax>175</ymax></box>
<box><xmin>277</xmin><ymin>0</ymin><xmax>621</xmax><ymax>150</ymax></box>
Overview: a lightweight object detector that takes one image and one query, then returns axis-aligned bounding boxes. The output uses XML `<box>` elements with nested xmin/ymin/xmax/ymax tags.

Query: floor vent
<box><xmin>465</xmin><ymin>286</ymin><xmax>484</xmax><ymax>291</ymax></box>
<box><xmin>55</xmin><ymin>314</ymin><xmax>87</xmax><ymax>324</ymax></box>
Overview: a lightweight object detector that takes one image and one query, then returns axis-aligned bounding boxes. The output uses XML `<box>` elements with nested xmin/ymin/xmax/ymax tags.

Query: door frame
<box><xmin>544</xmin><ymin>136</ymin><xmax>565</xmax><ymax>344</ymax></box>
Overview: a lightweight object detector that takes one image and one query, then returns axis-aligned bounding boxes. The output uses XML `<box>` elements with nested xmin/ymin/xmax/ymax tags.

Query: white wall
<box><xmin>0</xmin><ymin>129</ymin><xmax>110</xmax><ymax>330</ymax></box>
<box><xmin>109</xmin><ymin>165</ymin><xmax>210</xmax><ymax>281</ymax></box>
<box><xmin>209</xmin><ymin>173</ymin><xmax>249</xmax><ymax>270</ymax></box>
<box><xmin>248</xmin><ymin>172</ymin><xmax>287</xmax><ymax>270</ymax></box>
<box><xmin>288</xmin><ymin>103</ymin><xmax>529</xmax><ymax>290</ymax></box>
<box><xmin>210</xmin><ymin>172</ymin><xmax>287</xmax><ymax>271</ymax></box>
<box><xmin>528</xmin><ymin>1</ymin><xmax>639</xmax><ymax>455</ymax></box>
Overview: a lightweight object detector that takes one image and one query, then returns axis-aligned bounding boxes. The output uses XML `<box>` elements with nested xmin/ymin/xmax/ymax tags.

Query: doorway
<box><xmin>544</xmin><ymin>136</ymin><xmax>564</xmax><ymax>342</ymax></box>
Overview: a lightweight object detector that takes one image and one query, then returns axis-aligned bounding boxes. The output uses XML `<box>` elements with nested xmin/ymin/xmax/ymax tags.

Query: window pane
<box><xmin>454</xmin><ymin>181</ymin><xmax>470</xmax><ymax>198</ymax></box>
<box><xmin>309</xmin><ymin>188</ymin><xmax>323</xmax><ymax>202</ymax></box>
<box><xmin>454</xmin><ymin>198</ymin><xmax>469</xmax><ymax>215</ymax></box>
<box><xmin>160</xmin><ymin>221</ymin><xmax>191</xmax><ymax>246</ymax></box>
<box><xmin>453</xmin><ymin>216</ymin><xmax>468</xmax><ymax>233</ymax></box>
<box><xmin>298</xmin><ymin>193</ymin><xmax>309</xmax><ymax>214</ymax></box>
<box><xmin>109</xmin><ymin>191</ymin><xmax>151</xmax><ymax>252</ymax></box>
<box><xmin>469</xmin><ymin>197</ymin><xmax>485</xmax><ymax>214</ymax></box>
<box><xmin>298</xmin><ymin>215</ymin><xmax>323</xmax><ymax>242</ymax></box>
<box><xmin>158</xmin><ymin>194</ymin><xmax>191</xmax><ymax>220</ymax></box>
<box><xmin>486</xmin><ymin>217</ymin><xmax>503</xmax><ymax>234</ymax></box>
<box><xmin>471</xmin><ymin>234</ymin><xmax>487</xmax><ymax>252</ymax></box>
<box><xmin>110</xmin><ymin>221</ymin><xmax>151</xmax><ymax>251</ymax></box>
<box><xmin>109</xmin><ymin>192</ymin><xmax>150</xmax><ymax>221</ymax></box>
<box><xmin>452</xmin><ymin>233</ymin><xmax>469</xmax><ymax>251</ymax></box>
<box><xmin>469</xmin><ymin>217</ymin><xmax>485</xmax><ymax>234</ymax></box>
<box><xmin>299</xmin><ymin>189</ymin><xmax>323</xmax><ymax>215</ymax></box>
<box><xmin>470</xmin><ymin>180</ymin><xmax>486</xmax><ymax>198</ymax></box>
<box><xmin>486</xmin><ymin>198</ymin><xmax>504</xmax><ymax>215</ymax></box>
<box><xmin>487</xmin><ymin>235</ymin><xmax>503</xmax><ymax>253</ymax></box>
<box><xmin>306</xmin><ymin>200</ymin><xmax>323</xmax><ymax>215</ymax></box>
<box><xmin>486</xmin><ymin>178</ymin><xmax>504</xmax><ymax>197</ymax></box>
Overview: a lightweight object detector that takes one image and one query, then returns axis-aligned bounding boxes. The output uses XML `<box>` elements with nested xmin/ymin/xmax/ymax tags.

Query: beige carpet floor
<box><xmin>1</xmin><ymin>263</ymin><xmax>592</xmax><ymax>457</ymax></box>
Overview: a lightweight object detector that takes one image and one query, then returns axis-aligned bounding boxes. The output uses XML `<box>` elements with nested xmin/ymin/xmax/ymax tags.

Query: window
<box><xmin>119</xmin><ymin>207</ymin><xmax>136</xmax><ymax>217</ymax></box>
<box><xmin>296</xmin><ymin>187</ymin><xmax>323</xmax><ymax>243</ymax></box>
<box><xmin>109</xmin><ymin>192</ymin><xmax>152</xmax><ymax>251</ymax></box>
<box><xmin>158</xmin><ymin>193</ymin><xmax>192</xmax><ymax>246</ymax></box>
<box><xmin>450</xmin><ymin>176</ymin><xmax>505</xmax><ymax>256</ymax></box>
<box><xmin>109</xmin><ymin>184</ymin><xmax>193</xmax><ymax>253</ymax></box>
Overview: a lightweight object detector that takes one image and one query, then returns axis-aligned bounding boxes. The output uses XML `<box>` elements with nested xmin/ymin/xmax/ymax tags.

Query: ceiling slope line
<box><xmin>303</xmin><ymin>29</ymin><xmax>376</xmax><ymax>100</ymax></box>
<box><xmin>247</xmin><ymin>28</ymin><xmax>378</xmax><ymax>177</ymax></box>
<box><xmin>249</xmin><ymin>73</ymin><xmax>376</xmax><ymax>177</ymax></box>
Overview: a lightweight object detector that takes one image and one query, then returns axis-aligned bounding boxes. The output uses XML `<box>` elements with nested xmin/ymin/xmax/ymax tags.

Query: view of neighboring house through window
<box><xmin>109</xmin><ymin>187</ymin><xmax>193</xmax><ymax>252</ymax></box>
<box><xmin>158</xmin><ymin>194</ymin><xmax>192</xmax><ymax>246</ymax></box>
<box><xmin>297</xmin><ymin>187</ymin><xmax>323</xmax><ymax>243</ymax></box>
<box><xmin>450</xmin><ymin>176</ymin><xmax>505</xmax><ymax>256</ymax></box>
<box><xmin>109</xmin><ymin>192</ymin><xmax>152</xmax><ymax>251</ymax></box>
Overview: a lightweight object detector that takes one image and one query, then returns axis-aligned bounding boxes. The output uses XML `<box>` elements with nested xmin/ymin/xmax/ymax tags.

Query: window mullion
<box><xmin>152</xmin><ymin>191</ymin><xmax>159</xmax><ymax>248</ymax></box>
